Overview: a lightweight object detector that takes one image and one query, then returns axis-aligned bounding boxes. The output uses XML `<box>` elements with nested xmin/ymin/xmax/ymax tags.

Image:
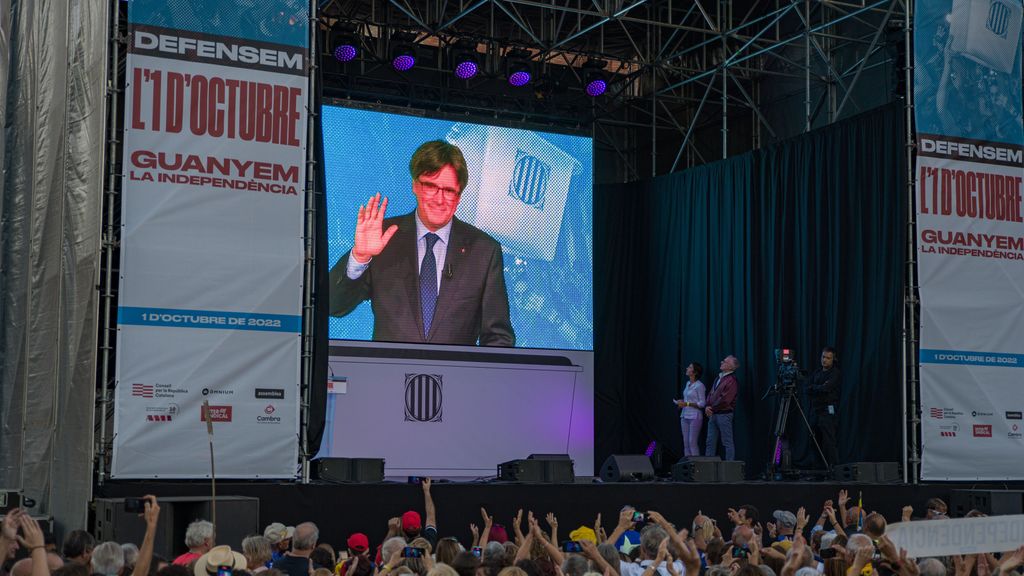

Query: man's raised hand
<box><xmin>352</xmin><ymin>193</ymin><xmax>398</xmax><ymax>264</ymax></box>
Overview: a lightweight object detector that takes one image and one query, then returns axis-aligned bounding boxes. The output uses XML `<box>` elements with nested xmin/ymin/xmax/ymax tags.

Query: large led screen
<box><xmin>323</xmin><ymin>105</ymin><xmax>593</xmax><ymax>350</ymax></box>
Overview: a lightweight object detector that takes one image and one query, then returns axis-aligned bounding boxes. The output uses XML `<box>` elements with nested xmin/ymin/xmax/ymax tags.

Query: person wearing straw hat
<box><xmin>194</xmin><ymin>546</ymin><xmax>247</xmax><ymax>576</ymax></box>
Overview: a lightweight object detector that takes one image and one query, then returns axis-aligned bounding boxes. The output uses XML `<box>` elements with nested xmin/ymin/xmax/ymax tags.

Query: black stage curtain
<box><xmin>595</xmin><ymin>103</ymin><xmax>906</xmax><ymax>475</ymax></box>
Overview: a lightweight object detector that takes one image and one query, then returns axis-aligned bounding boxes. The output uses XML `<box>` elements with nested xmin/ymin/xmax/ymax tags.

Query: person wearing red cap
<box><xmin>397</xmin><ymin>479</ymin><xmax>437</xmax><ymax>549</ymax></box>
<box><xmin>374</xmin><ymin>478</ymin><xmax>439</xmax><ymax>565</ymax></box>
<box><xmin>335</xmin><ymin>534</ymin><xmax>371</xmax><ymax>576</ymax></box>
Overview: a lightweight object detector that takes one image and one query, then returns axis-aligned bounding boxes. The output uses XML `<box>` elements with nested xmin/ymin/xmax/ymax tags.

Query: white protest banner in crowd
<box><xmin>886</xmin><ymin>515</ymin><xmax>1024</xmax><ymax>557</ymax></box>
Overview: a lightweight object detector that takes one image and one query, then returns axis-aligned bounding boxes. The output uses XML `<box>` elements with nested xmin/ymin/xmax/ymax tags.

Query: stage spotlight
<box><xmin>450</xmin><ymin>40</ymin><xmax>480</xmax><ymax>80</ymax></box>
<box><xmin>582</xmin><ymin>59</ymin><xmax>608</xmax><ymax>96</ymax></box>
<box><xmin>505</xmin><ymin>49</ymin><xmax>532</xmax><ymax>87</ymax></box>
<box><xmin>330</xmin><ymin>26</ymin><xmax>360</xmax><ymax>63</ymax></box>
<box><xmin>390</xmin><ymin>33</ymin><xmax>417</xmax><ymax>72</ymax></box>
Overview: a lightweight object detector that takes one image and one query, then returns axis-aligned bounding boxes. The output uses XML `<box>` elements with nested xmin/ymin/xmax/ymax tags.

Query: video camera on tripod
<box><xmin>773</xmin><ymin>348</ymin><xmax>806</xmax><ymax>391</ymax></box>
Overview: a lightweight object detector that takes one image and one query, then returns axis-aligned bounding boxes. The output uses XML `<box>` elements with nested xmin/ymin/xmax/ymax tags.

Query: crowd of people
<box><xmin>2</xmin><ymin>482</ymin><xmax>1022</xmax><ymax>576</ymax></box>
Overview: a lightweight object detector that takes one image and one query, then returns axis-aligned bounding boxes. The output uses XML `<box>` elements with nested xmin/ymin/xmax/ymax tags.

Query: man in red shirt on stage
<box><xmin>705</xmin><ymin>355</ymin><xmax>739</xmax><ymax>461</ymax></box>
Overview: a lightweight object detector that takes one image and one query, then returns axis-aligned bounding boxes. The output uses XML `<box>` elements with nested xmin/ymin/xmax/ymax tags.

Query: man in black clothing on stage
<box><xmin>807</xmin><ymin>346</ymin><xmax>841</xmax><ymax>471</ymax></box>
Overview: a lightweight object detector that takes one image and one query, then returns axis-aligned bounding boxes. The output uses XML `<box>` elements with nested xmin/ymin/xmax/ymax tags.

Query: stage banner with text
<box><xmin>111</xmin><ymin>0</ymin><xmax>309</xmax><ymax>478</ymax></box>
<box><xmin>915</xmin><ymin>0</ymin><xmax>1024</xmax><ymax>479</ymax></box>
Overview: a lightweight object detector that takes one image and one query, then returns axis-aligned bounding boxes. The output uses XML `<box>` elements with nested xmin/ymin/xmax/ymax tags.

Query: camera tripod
<box><xmin>765</xmin><ymin>380</ymin><xmax>829</xmax><ymax>478</ymax></box>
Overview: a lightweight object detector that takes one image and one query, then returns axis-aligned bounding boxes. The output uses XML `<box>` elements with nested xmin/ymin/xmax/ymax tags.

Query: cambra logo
<box><xmin>405</xmin><ymin>374</ymin><xmax>443</xmax><ymax>422</ymax></box>
<box><xmin>257</xmin><ymin>404</ymin><xmax>282</xmax><ymax>423</ymax></box>
<box><xmin>508</xmin><ymin>151</ymin><xmax>550</xmax><ymax>210</ymax></box>
<box><xmin>987</xmin><ymin>0</ymin><xmax>1011</xmax><ymax>38</ymax></box>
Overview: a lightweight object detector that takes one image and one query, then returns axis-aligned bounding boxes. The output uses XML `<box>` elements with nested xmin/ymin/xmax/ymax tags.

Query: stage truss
<box><xmin>95</xmin><ymin>0</ymin><xmax>921</xmax><ymax>483</ymax></box>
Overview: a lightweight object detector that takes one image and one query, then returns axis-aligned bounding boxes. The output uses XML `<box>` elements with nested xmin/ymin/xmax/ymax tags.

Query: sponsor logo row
<box><xmin>929</xmin><ymin>407</ymin><xmax>1020</xmax><ymax>421</ymax></box>
<box><xmin>131</xmin><ymin>384</ymin><xmax>286</xmax><ymax>400</ymax></box>
<box><xmin>144</xmin><ymin>404</ymin><xmax>283</xmax><ymax>424</ymax></box>
<box><xmin>934</xmin><ymin>421</ymin><xmax>1022</xmax><ymax>439</ymax></box>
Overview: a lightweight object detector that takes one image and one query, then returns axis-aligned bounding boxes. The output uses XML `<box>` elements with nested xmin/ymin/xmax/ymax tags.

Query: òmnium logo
<box><xmin>1006</xmin><ymin>411</ymin><xmax>1023</xmax><ymax>420</ymax></box>
<box><xmin>257</xmin><ymin>404</ymin><xmax>281</xmax><ymax>424</ymax></box>
<box><xmin>972</xmin><ymin>410</ymin><xmax>993</xmax><ymax>418</ymax></box>
<box><xmin>405</xmin><ymin>374</ymin><xmax>443</xmax><ymax>422</ymax></box>
<box><xmin>255</xmin><ymin>388</ymin><xmax>285</xmax><ymax>399</ymax></box>
<box><xmin>202</xmin><ymin>387</ymin><xmax>233</xmax><ymax>396</ymax></box>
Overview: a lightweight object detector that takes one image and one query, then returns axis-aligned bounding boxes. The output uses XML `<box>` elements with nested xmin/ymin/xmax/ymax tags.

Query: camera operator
<box><xmin>807</xmin><ymin>346</ymin><xmax>841</xmax><ymax>471</ymax></box>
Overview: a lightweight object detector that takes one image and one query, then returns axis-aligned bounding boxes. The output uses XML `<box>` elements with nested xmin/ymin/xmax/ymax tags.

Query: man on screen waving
<box><xmin>329</xmin><ymin>140</ymin><xmax>515</xmax><ymax>347</ymax></box>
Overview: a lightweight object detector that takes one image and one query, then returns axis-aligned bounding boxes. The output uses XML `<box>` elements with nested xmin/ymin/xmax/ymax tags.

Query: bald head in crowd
<box><xmin>12</xmin><ymin>552</ymin><xmax>64</xmax><ymax>576</ymax></box>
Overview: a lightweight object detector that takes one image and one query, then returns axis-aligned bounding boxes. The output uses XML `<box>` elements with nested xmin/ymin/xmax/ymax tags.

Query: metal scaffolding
<box><xmin>318</xmin><ymin>0</ymin><xmax>909</xmax><ymax>180</ymax></box>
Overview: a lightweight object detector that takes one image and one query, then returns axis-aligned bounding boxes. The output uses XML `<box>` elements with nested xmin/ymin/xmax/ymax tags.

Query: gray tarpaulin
<box><xmin>0</xmin><ymin>0</ymin><xmax>107</xmax><ymax>533</ymax></box>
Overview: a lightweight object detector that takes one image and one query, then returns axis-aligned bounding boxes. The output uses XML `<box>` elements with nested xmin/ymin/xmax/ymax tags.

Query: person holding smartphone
<box><xmin>674</xmin><ymin>362</ymin><xmax>706</xmax><ymax>457</ymax></box>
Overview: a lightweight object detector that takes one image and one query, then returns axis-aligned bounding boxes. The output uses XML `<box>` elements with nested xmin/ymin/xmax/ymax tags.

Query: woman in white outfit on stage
<box><xmin>675</xmin><ymin>362</ymin><xmax>706</xmax><ymax>457</ymax></box>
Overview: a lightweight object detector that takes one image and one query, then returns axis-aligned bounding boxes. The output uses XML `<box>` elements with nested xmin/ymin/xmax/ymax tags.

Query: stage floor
<box><xmin>94</xmin><ymin>479</ymin><xmax>998</xmax><ymax>552</ymax></box>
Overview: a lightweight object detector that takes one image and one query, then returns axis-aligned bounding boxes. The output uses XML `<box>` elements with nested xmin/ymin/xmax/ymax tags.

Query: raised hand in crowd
<box><xmin>795</xmin><ymin>506</ymin><xmax>809</xmax><ymax>534</ymax></box>
<box><xmin>579</xmin><ymin>538</ymin><xmax>616</xmax><ymax>576</ymax></box>
<box><xmin>469</xmin><ymin>523</ymin><xmax>480</xmax><ymax>548</ymax></box>
<box><xmin>901</xmin><ymin>505</ymin><xmax>914</xmax><ymax>522</ymax></box>
<box><xmin>893</xmin><ymin>548</ymin><xmax>919</xmax><ymax>576</ymax></box>
<box><xmin>593</xmin><ymin>512</ymin><xmax>607</xmax><ymax>542</ymax></box>
<box><xmin>747</xmin><ymin>531</ymin><xmax>761</xmax><ymax>566</ymax></box>
<box><xmin>838</xmin><ymin>489</ymin><xmax>851</xmax><ymax>525</ymax></box>
<box><xmin>782</xmin><ymin>534</ymin><xmax>807</xmax><ymax>576</ymax></box>
<box><xmin>512</xmin><ymin>509</ymin><xmax>524</xmax><ymax>545</ymax></box>
<box><xmin>16</xmin><ymin>513</ymin><xmax>49</xmax><ymax>576</ymax></box>
<box><xmin>727</xmin><ymin>508</ymin><xmax>742</xmax><ymax>526</ymax></box>
<box><xmin>131</xmin><ymin>495</ymin><xmax>161</xmax><ymax>576</ymax></box>
<box><xmin>605</xmin><ymin>507</ymin><xmax>635</xmax><ymax>547</ymax></box>
<box><xmin>954</xmin><ymin>554</ymin><xmax>977</xmax><ymax>576</ymax></box>
<box><xmin>421</xmin><ymin>478</ymin><xmax>437</xmax><ymax>533</ymax></box>
<box><xmin>998</xmin><ymin>546</ymin><xmax>1024</xmax><ymax>575</ymax></box>
<box><xmin>851</xmin><ymin>539</ymin><xmax>874</xmax><ymax>576</ymax></box>
<box><xmin>545</xmin><ymin>512</ymin><xmax>558</xmax><ymax>544</ymax></box>
<box><xmin>478</xmin><ymin>508</ymin><xmax>493</xmax><ymax>556</ymax></box>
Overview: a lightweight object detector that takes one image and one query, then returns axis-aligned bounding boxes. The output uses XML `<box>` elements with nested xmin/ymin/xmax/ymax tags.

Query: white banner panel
<box><xmin>915</xmin><ymin>0</ymin><xmax>1024</xmax><ymax>480</ymax></box>
<box><xmin>320</xmin><ymin>341</ymin><xmax>594</xmax><ymax>478</ymax></box>
<box><xmin>887</xmin><ymin>516</ymin><xmax>1024</xmax><ymax>557</ymax></box>
<box><xmin>112</xmin><ymin>1</ymin><xmax>308</xmax><ymax>478</ymax></box>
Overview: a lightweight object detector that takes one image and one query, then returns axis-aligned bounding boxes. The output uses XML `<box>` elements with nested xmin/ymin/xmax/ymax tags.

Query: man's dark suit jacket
<box><xmin>707</xmin><ymin>373</ymin><xmax>738</xmax><ymax>414</ymax></box>
<box><xmin>329</xmin><ymin>212</ymin><xmax>515</xmax><ymax>346</ymax></box>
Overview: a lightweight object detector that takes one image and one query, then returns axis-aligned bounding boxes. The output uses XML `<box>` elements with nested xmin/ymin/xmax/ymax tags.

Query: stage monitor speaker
<box><xmin>600</xmin><ymin>455</ymin><xmax>654</xmax><ymax>482</ymax></box>
<box><xmin>672</xmin><ymin>456</ymin><xmax>720</xmax><ymax>482</ymax></box>
<box><xmin>719</xmin><ymin>460</ymin><xmax>745</xmax><ymax>482</ymax></box>
<box><xmin>833</xmin><ymin>462</ymin><xmax>900</xmax><ymax>483</ymax></box>
<box><xmin>315</xmin><ymin>457</ymin><xmax>384</xmax><ymax>483</ymax></box>
<box><xmin>951</xmin><ymin>490</ymin><xmax>1024</xmax><ymax>516</ymax></box>
<box><xmin>94</xmin><ymin>496</ymin><xmax>258</xmax><ymax>559</ymax></box>
<box><xmin>499</xmin><ymin>457</ymin><xmax>574</xmax><ymax>483</ymax></box>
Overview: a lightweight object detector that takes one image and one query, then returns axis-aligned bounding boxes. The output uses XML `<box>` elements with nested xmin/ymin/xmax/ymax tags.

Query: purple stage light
<box><xmin>454</xmin><ymin>60</ymin><xmax>478</xmax><ymax>79</ymax></box>
<box><xmin>585</xmin><ymin>78</ymin><xmax>607</xmax><ymax>97</ymax></box>
<box><xmin>508</xmin><ymin>70</ymin><xmax>531</xmax><ymax>86</ymax></box>
<box><xmin>392</xmin><ymin>54</ymin><xmax>415</xmax><ymax>71</ymax></box>
<box><xmin>334</xmin><ymin>44</ymin><xmax>357</xmax><ymax>62</ymax></box>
